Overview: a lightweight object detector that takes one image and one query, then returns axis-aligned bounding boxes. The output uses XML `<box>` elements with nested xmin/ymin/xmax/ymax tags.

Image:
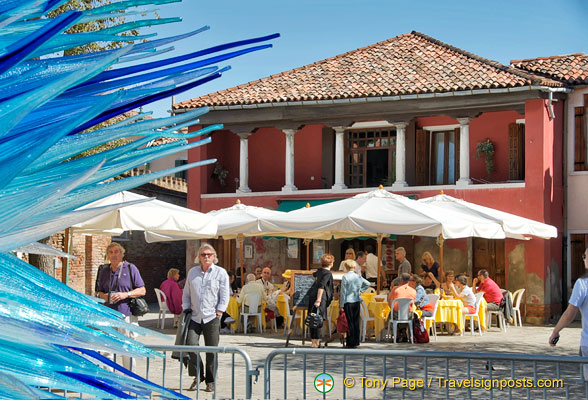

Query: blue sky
<box><xmin>140</xmin><ymin>0</ymin><xmax>588</xmax><ymax>118</ymax></box>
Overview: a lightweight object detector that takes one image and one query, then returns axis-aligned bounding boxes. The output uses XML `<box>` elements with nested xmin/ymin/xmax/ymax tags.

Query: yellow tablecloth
<box><xmin>425</xmin><ymin>298</ymin><xmax>487</xmax><ymax>333</ymax></box>
<box><xmin>276</xmin><ymin>295</ymin><xmax>305</xmax><ymax>330</ymax></box>
<box><xmin>226</xmin><ymin>297</ymin><xmax>267</xmax><ymax>331</ymax></box>
<box><xmin>361</xmin><ymin>292</ymin><xmax>376</xmax><ymax>304</ymax></box>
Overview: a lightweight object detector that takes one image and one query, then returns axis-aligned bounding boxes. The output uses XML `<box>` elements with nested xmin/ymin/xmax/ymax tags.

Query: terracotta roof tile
<box><xmin>175</xmin><ymin>31</ymin><xmax>562</xmax><ymax>109</ymax></box>
<box><xmin>511</xmin><ymin>53</ymin><xmax>588</xmax><ymax>85</ymax></box>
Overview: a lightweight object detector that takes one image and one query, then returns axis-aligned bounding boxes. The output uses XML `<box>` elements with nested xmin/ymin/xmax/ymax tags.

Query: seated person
<box><xmin>472</xmin><ymin>269</ymin><xmax>503</xmax><ymax>311</ymax></box>
<box><xmin>388</xmin><ymin>273</ymin><xmax>417</xmax><ymax>316</ymax></box>
<box><xmin>440</xmin><ymin>270</ymin><xmax>455</xmax><ymax>297</ymax></box>
<box><xmin>279</xmin><ymin>269</ymin><xmax>294</xmax><ymax>297</ymax></box>
<box><xmin>449</xmin><ymin>274</ymin><xmax>476</xmax><ymax>315</ymax></box>
<box><xmin>408</xmin><ymin>274</ymin><xmax>434</xmax><ymax>317</ymax></box>
<box><xmin>160</xmin><ymin>268</ymin><xmax>183</xmax><ymax>327</ymax></box>
<box><xmin>420</xmin><ymin>251</ymin><xmax>441</xmax><ymax>279</ymax></box>
<box><xmin>339</xmin><ymin>248</ymin><xmax>358</xmax><ymax>271</ymax></box>
<box><xmin>237</xmin><ymin>273</ymin><xmax>267</xmax><ymax>312</ymax></box>
<box><xmin>422</xmin><ymin>272</ymin><xmax>440</xmax><ymax>294</ymax></box>
<box><xmin>257</xmin><ymin>267</ymin><xmax>275</xmax><ymax>294</ymax></box>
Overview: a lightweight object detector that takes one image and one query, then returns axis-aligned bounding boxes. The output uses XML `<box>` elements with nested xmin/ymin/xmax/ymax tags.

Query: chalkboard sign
<box><xmin>291</xmin><ymin>270</ymin><xmax>316</xmax><ymax>309</ymax></box>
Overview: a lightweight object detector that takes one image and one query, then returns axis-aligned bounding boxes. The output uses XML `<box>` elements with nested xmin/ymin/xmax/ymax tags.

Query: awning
<box><xmin>276</xmin><ymin>198</ymin><xmax>343</xmax><ymax>212</ymax></box>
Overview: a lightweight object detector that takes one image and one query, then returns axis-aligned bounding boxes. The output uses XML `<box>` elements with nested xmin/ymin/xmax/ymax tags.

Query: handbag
<box><xmin>128</xmin><ymin>264</ymin><xmax>149</xmax><ymax>317</ymax></box>
<box><xmin>336</xmin><ymin>310</ymin><xmax>348</xmax><ymax>333</ymax></box>
<box><xmin>305</xmin><ymin>307</ymin><xmax>323</xmax><ymax>329</ymax></box>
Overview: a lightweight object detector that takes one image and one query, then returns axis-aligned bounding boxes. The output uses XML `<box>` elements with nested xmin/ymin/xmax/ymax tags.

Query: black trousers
<box><xmin>186</xmin><ymin>318</ymin><xmax>220</xmax><ymax>383</ymax></box>
<box><xmin>344</xmin><ymin>301</ymin><xmax>361</xmax><ymax>347</ymax></box>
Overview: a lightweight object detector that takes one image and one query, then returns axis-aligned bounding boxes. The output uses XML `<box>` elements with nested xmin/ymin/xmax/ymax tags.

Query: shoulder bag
<box><xmin>305</xmin><ymin>306</ymin><xmax>323</xmax><ymax>329</ymax></box>
<box><xmin>128</xmin><ymin>264</ymin><xmax>149</xmax><ymax>317</ymax></box>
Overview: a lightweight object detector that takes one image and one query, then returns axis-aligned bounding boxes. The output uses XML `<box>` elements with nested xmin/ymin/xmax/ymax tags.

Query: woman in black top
<box><xmin>308</xmin><ymin>254</ymin><xmax>335</xmax><ymax>348</ymax></box>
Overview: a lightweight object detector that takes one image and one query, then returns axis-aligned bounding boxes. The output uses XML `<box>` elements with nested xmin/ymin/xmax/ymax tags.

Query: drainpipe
<box><xmin>541</xmin><ymin>87</ymin><xmax>571</xmax><ymax>121</ymax></box>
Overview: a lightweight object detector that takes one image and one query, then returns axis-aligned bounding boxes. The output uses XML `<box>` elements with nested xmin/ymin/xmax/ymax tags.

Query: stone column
<box><xmin>236</xmin><ymin>133</ymin><xmax>251</xmax><ymax>193</ymax></box>
<box><xmin>332</xmin><ymin>126</ymin><xmax>347</xmax><ymax>190</ymax></box>
<box><xmin>282</xmin><ymin>129</ymin><xmax>298</xmax><ymax>191</ymax></box>
<box><xmin>456</xmin><ymin>117</ymin><xmax>473</xmax><ymax>186</ymax></box>
<box><xmin>393</xmin><ymin>122</ymin><xmax>408</xmax><ymax>188</ymax></box>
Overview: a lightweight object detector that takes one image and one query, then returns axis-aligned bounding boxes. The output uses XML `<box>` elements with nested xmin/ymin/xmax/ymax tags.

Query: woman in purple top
<box><xmin>95</xmin><ymin>242</ymin><xmax>145</xmax><ymax>371</ymax></box>
<box><xmin>420</xmin><ymin>251</ymin><xmax>441</xmax><ymax>279</ymax></box>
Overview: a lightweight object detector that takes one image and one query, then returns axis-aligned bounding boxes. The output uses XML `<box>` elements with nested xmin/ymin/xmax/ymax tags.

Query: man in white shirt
<box><xmin>365</xmin><ymin>245</ymin><xmax>387</xmax><ymax>287</ymax></box>
<box><xmin>183</xmin><ymin>244</ymin><xmax>230</xmax><ymax>393</ymax></box>
<box><xmin>238</xmin><ymin>273</ymin><xmax>267</xmax><ymax>311</ymax></box>
<box><xmin>257</xmin><ymin>267</ymin><xmax>275</xmax><ymax>294</ymax></box>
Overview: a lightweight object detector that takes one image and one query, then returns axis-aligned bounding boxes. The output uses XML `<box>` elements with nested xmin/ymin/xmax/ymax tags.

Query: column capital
<box><xmin>235</xmin><ymin>132</ymin><xmax>252</xmax><ymax>140</ymax></box>
<box><xmin>389</xmin><ymin>121</ymin><xmax>409</xmax><ymax>129</ymax></box>
<box><xmin>456</xmin><ymin>117</ymin><xmax>473</xmax><ymax>125</ymax></box>
<box><xmin>282</xmin><ymin>128</ymin><xmax>297</xmax><ymax>137</ymax></box>
<box><xmin>332</xmin><ymin>126</ymin><xmax>347</xmax><ymax>134</ymax></box>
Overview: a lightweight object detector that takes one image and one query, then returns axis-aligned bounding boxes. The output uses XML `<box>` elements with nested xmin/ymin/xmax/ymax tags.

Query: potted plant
<box><xmin>476</xmin><ymin>139</ymin><xmax>495</xmax><ymax>179</ymax></box>
<box><xmin>211</xmin><ymin>163</ymin><xmax>229</xmax><ymax>186</ymax></box>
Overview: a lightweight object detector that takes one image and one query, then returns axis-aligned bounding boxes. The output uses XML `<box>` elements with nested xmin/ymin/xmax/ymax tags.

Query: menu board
<box><xmin>291</xmin><ymin>270</ymin><xmax>315</xmax><ymax>309</ymax></box>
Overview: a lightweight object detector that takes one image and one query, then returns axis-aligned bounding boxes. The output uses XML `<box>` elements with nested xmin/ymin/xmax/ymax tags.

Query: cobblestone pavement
<box><xmin>134</xmin><ymin>312</ymin><xmax>586</xmax><ymax>400</ymax></box>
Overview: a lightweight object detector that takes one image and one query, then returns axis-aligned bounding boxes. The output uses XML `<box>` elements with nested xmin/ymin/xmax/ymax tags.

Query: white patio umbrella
<box><xmin>418</xmin><ymin>193</ymin><xmax>558</xmax><ymax>239</ymax></box>
<box><xmin>260</xmin><ymin>188</ymin><xmax>508</xmax><ymax>292</ymax></box>
<box><xmin>72</xmin><ymin>191</ymin><xmax>217</xmax><ymax>241</ymax></box>
<box><xmin>207</xmin><ymin>200</ymin><xmax>288</xmax><ymax>285</ymax></box>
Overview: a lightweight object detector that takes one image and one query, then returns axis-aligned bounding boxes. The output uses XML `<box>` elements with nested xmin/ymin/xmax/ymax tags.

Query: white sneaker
<box><xmin>220</xmin><ymin>327</ymin><xmax>231</xmax><ymax>334</ymax></box>
<box><xmin>225</xmin><ymin>316</ymin><xmax>235</xmax><ymax>324</ymax></box>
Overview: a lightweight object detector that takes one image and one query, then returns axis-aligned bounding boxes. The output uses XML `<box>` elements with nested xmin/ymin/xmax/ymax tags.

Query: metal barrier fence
<box><xmin>263</xmin><ymin>348</ymin><xmax>588</xmax><ymax>399</ymax></box>
<box><xmin>144</xmin><ymin>344</ymin><xmax>259</xmax><ymax>399</ymax></box>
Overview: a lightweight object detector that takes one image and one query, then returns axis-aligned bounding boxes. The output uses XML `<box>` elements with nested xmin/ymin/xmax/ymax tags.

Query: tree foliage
<box><xmin>48</xmin><ymin>0</ymin><xmax>142</xmax><ymax>55</ymax></box>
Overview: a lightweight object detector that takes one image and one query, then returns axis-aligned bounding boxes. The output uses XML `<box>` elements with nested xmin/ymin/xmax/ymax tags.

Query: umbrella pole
<box><xmin>437</xmin><ymin>234</ymin><xmax>445</xmax><ymax>274</ymax></box>
<box><xmin>237</xmin><ymin>234</ymin><xmax>244</xmax><ymax>287</ymax></box>
<box><xmin>304</xmin><ymin>239</ymin><xmax>311</xmax><ymax>270</ymax></box>
<box><xmin>377</xmin><ymin>233</ymin><xmax>383</xmax><ymax>294</ymax></box>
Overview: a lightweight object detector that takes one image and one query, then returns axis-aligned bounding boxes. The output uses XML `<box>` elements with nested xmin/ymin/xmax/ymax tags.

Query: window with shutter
<box><xmin>508</xmin><ymin>123</ymin><xmax>525</xmax><ymax>180</ymax></box>
<box><xmin>415</xmin><ymin>129</ymin><xmax>429</xmax><ymax>186</ymax></box>
<box><xmin>430</xmin><ymin>129</ymin><xmax>459</xmax><ymax>185</ymax></box>
<box><xmin>575</xmin><ymin>106</ymin><xmax>587</xmax><ymax>171</ymax></box>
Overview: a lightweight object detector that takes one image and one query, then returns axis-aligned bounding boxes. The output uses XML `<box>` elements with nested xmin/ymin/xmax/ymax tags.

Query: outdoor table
<box><xmin>227</xmin><ymin>297</ymin><xmax>267</xmax><ymax>332</ymax></box>
<box><xmin>361</xmin><ymin>292</ymin><xmax>376</xmax><ymax>304</ymax></box>
<box><xmin>424</xmin><ymin>297</ymin><xmax>487</xmax><ymax>334</ymax></box>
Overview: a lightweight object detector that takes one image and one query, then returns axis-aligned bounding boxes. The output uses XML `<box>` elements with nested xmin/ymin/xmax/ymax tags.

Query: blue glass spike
<box><xmin>118</xmin><ymin>45</ymin><xmax>174</xmax><ymax>64</ymax></box>
<box><xmin>0</xmin><ymin>199</ymin><xmax>154</xmax><ymax>252</ymax></box>
<box><xmin>83</xmin><ymin>0</ymin><xmax>180</xmax><ymax>15</ymax></box>
<box><xmin>160</xmin><ymin>123</ymin><xmax>223</xmax><ymax>138</ymax></box>
<box><xmin>71</xmin><ymin>71</ymin><xmax>222</xmax><ymax>134</ymax></box>
<box><xmin>0</xmin><ymin>160</ymin><xmax>103</xmax><ymax>232</ymax></box>
<box><xmin>63</xmin><ymin>65</ymin><xmax>218</xmax><ymax>98</ymax></box>
<box><xmin>56</xmin><ymin>372</ymin><xmax>135</xmax><ymax>398</ymax></box>
<box><xmin>43</xmin><ymin>157</ymin><xmax>215</xmax><ymax>215</ymax></box>
<box><xmin>0</xmin><ymin>10</ymin><xmax>82</xmax><ymax>75</ymax></box>
<box><xmin>28</xmin><ymin>108</ymin><xmax>208</xmax><ymax>169</ymax></box>
<box><xmin>0</xmin><ymin>93</ymin><xmax>119</xmax><ymax>189</ymax></box>
<box><xmin>31</xmin><ymin>32</ymin><xmax>155</xmax><ymax>59</ymax></box>
<box><xmin>0</xmin><ymin>46</ymin><xmax>129</xmax><ymax>139</ymax></box>
<box><xmin>99</xmin><ymin>17</ymin><xmax>180</xmax><ymax>35</ymax></box>
<box><xmin>86</xmin><ymin>33</ymin><xmax>278</xmax><ymax>85</ymax></box>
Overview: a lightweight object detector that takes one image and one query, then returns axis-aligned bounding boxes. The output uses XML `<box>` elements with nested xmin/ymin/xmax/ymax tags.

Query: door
<box><xmin>473</xmin><ymin>238</ymin><xmax>506</xmax><ymax>288</ymax></box>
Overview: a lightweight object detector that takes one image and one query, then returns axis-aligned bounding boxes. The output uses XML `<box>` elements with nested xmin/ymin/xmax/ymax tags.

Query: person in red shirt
<box><xmin>388</xmin><ymin>273</ymin><xmax>417</xmax><ymax>314</ymax></box>
<box><xmin>472</xmin><ymin>269</ymin><xmax>503</xmax><ymax>311</ymax></box>
<box><xmin>160</xmin><ymin>268</ymin><xmax>183</xmax><ymax>327</ymax></box>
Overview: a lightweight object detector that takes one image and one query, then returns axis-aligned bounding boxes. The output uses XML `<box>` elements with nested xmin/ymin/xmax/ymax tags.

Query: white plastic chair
<box><xmin>154</xmin><ymin>288</ymin><xmax>169</xmax><ymax>329</ymax></box>
<box><xmin>512</xmin><ymin>288</ymin><xmax>525</xmax><ymax>327</ymax></box>
<box><xmin>486</xmin><ymin>290</ymin><xmax>508</xmax><ymax>332</ymax></box>
<box><xmin>422</xmin><ymin>294</ymin><xmax>440</xmax><ymax>340</ymax></box>
<box><xmin>387</xmin><ymin>298</ymin><xmax>414</xmax><ymax>344</ymax></box>
<box><xmin>462</xmin><ymin>292</ymin><xmax>484</xmax><ymax>336</ymax></box>
<box><xmin>359</xmin><ymin>299</ymin><xmax>375</xmax><ymax>342</ymax></box>
<box><xmin>240</xmin><ymin>293</ymin><xmax>263</xmax><ymax>334</ymax></box>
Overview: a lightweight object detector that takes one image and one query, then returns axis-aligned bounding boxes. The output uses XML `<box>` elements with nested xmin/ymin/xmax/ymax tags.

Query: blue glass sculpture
<box><xmin>0</xmin><ymin>0</ymin><xmax>278</xmax><ymax>397</ymax></box>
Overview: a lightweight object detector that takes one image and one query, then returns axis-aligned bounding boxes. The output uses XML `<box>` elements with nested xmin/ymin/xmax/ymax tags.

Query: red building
<box><xmin>175</xmin><ymin>32</ymin><xmax>568</xmax><ymax>324</ymax></box>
